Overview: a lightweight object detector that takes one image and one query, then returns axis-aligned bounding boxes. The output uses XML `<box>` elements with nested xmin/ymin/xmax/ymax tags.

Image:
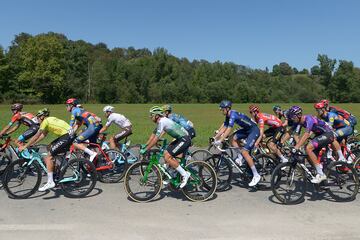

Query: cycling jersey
<box><xmin>224</xmin><ymin>110</ymin><xmax>257</xmax><ymax>130</ymax></box>
<box><xmin>69</xmin><ymin>107</ymin><xmax>100</xmax><ymax>127</ymax></box>
<box><xmin>40</xmin><ymin>117</ymin><xmax>71</xmax><ymax>136</ymax></box>
<box><xmin>105</xmin><ymin>113</ymin><xmax>131</xmax><ymax>128</ymax></box>
<box><xmin>293</xmin><ymin>115</ymin><xmax>332</xmax><ymax>136</ymax></box>
<box><xmin>8</xmin><ymin>112</ymin><xmax>38</xmax><ymax>127</ymax></box>
<box><xmin>168</xmin><ymin>113</ymin><xmax>194</xmax><ymax>131</ymax></box>
<box><xmin>154</xmin><ymin>117</ymin><xmax>188</xmax><ymax>139</ymax></box>
<box><xmin>255</xmin><ymin>113</ymin><xmax>283</xmax><ymax>129</ymax></box>
<box><xmin>329</xmin><ymin>106</ymin><xmax>351</xmax><ymax>119</ymax></box>
<box><xmin>322</xmin><ymin>112</ymin><xmax>350</xmax><ymax>129</ymax></box>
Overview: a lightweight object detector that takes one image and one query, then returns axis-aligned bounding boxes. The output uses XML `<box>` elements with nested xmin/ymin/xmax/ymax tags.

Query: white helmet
<box><xmin>103</xmin><ymin>105</ymin><xmax>115</xmax><ymax>112</ymax></box>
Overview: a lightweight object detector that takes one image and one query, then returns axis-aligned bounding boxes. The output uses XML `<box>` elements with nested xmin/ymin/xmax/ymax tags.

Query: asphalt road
<box><xmin>0</xmin><ymin>173</ymin><xmax>360</xmax><ymax>240</ymax></box>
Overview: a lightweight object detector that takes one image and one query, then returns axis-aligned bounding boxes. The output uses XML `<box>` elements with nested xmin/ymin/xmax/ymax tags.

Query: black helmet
<box><xmin>11</xmin><ymin>103</ymin><xmax>23</xmax><ymax>112</ymax></box>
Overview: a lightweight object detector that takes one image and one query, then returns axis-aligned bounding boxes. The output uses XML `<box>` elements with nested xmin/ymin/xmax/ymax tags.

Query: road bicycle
<box><xmin>124</xmin><ymin>139</ymin><xmax>217</xmax><ymax>202</ymax></box>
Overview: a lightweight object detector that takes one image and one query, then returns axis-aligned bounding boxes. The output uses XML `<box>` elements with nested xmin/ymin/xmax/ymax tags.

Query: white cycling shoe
<box><xmin>310</xmin><ymin>174</ymin><xmax>327</xmax><ymax>184</ymax></box>
<box><xmin>179</xmin><ymin>171</ymin><xmax>191</xmax><ymax>188</ymax></box>
<box><xmin>248</xmin><ymin>175</ymin><xmax>261</xmax><ymax>187</ymax></box>
<box><xmin>89</xmin><ymin>152</ymin><xmax>97</xmax><ymax>162</ymax></box>
<box><xmin>38</xmin><ymin>181</ymin><xmax>56</xmax><ymax>192</ymax></box>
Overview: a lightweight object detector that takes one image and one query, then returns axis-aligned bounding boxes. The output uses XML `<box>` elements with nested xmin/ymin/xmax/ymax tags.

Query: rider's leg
<box><xmin>305</xmin><ymin>143</ymin><xmax>324</xmax><ymax>175</ymax></box>
<box><xmin>109</xmin><ymin>136</ymin><xmax>117</xmax><ymax>149</ymax></box>
<box><xmin>268</xmin><ymin>141</ymin><xmax>288</xmax><ymax>162</ymax></box>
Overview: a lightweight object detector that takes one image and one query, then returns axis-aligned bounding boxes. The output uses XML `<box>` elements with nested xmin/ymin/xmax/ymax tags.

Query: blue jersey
<box><xmin>168</xmin><ymin>113</ymin><xmax>193</xmax><ymax>131</ymax></box>
<box><xmin>321</xmin><ymin>112</ymin><xmax>350</xmax><ymax>129</ymax></box>
<box><xmin>224</xmin><ymin>110</ymin><xmax>257</xmax><ymax>130</ymax></box>
<box><xmin>69</xmin><ymin>107</ymin><xmax>100</xmax><ymax>127</ymax></box>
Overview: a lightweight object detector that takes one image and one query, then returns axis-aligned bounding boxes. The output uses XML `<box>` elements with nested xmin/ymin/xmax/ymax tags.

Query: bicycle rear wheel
<box><xmin>3</xmin><ymin>159</ymin><xmax>42</xmax><ymax>199</ymax></box>
<box><xmin>0</xmin><ymin>152</ymin><xmax>11</xmax><ymax>176</ymax></box>
<box><xmin>181</xmin><ymin>160</ymin><xmax>217</xmax><ymax>202</ymax></box>
<box><xmin>204</xmin><ymin>154</ymin><xmax>232</xmax><ymax>191</ymax></box>
<box><xmin>97</xmin><ymin>150</ymin><xmax>128</xmax><ymax>183</ymax></box>
<box><xmin>124</xmin><ymin>161</ymin><xmax>162</xmax><ymax>202</ymax></box>
<box><xmin>271</xmin><ymin>162</ymin><xmax>306</xmax><ymax>204</ymax></box>
<box><xmin>325</xmin><ymin>161</ymin><xmax>359</xmax><ymax>202</ymax></box>
<box><xmin>126</xmin><ymin>144</ymin><xmax>142</xmax><ymax>164</ymax></box>
<box><xmin>190</xmin><ymin>149</ymin><xmax>213</xmax><ymax>161</ymax></box>
<box><xmin>59</xmin><ymin>158</ymin><xmax>97</xmax><ymax>198</ymax></box>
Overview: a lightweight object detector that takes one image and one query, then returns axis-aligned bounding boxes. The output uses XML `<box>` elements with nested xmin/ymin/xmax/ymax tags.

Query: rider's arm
<box><xmin>22</xmin><ymin>130</ymin><xmax>48</xmax><ymax>150</ymax></box>
<box><xmin>5</xmin><ymin>122</ymin><xmax>21</xmax><ymax>135</ymax></box>
<box><xmin>145</xmin><ymin>133</ymin><xmax>156</xmax><ymax>146</ymax></box>
<box><xmin>99</xmin><ymin>125</ymin><xmax>108</xmax><ymax>134</ymax></box>
<box><xmin>145</xmin><ymin>133</ymin><xmax>161</xmax><ymax>151</ymax></box>
<box><xmin>218</xmin><ymin>127</ymin><xmax>232</xmax><ymax>142</ymax></box>
<box><xmin>282</xmin><ymin>119</ymin><xmax>288</xmax><ymax>127</ymax></box>
<box><xmin>294</xmin><ymin>131</ymin><xmax>312</xmax><ymax>150</ymax></box>
<box><xmin>255</xmin><ymin>126</ymin><xmax>264</xmax><ymax>147</ymax></box>
<box><xmin>214</xmin><ymin>124</ymin><xmax>226</xmax><ymax>139</ymax></box>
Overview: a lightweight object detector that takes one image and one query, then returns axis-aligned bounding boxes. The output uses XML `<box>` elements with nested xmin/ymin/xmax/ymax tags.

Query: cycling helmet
<box><xmin>249</xmin><ymin>105</ymin><xmax>260</xmax><ymax>113</ymax></box>
<box><xmin>103</xmin><ymin>105</ymin><xmax>115</xmax><ymax>112</ymax></box>
<box><xmin>11</xmin><ymin>103</ymin><xmax>23</xmax><ymax>111</ymax></box>
<box><xmin>149</xmin><ymin>106</ymin><xmax>164</xmax><ymax>116</ymax></box>
<box><xmin>314</xmin><ymin>102</ymin><xmax>325</xmax><ymax>109</ymax></box>
<box><xmin>65</xmin><ymin>98</ymin><xmax>79</xmax><ymax>106</ymax></box>
<box><xmin>288</xmin><ymin>106</ymin><xmax>303</xmax><ymax>118</ymax></box>
<box><xmin>162</xmin><ymin>104</ymin><xmax>172</xmax><ymax>112</ymax></box>
<box><xmin>36</xmin><ymin>108</ymin><xmax>50</xmax><ymax>117</ymax></box>
<box><xmin>320</xmin><ymin>99</ymin><xmax>329</xmax><ymax>108</ymax></box>
<box><xmin>273</xmin><ymin>105</ymin><xmax>281</xmax><ymax>112</ymax></box>
<box><xmin>219</xmin><ymin>100</ymin><xmax>232</xmax><ymax>109</ymax></box>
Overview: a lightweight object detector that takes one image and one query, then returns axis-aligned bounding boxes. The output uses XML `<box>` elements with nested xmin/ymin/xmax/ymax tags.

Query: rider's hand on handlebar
<box><xmin>213</xmin><ymin>140</ymin><xmax>222</xmax><ymax>147</ymax></box>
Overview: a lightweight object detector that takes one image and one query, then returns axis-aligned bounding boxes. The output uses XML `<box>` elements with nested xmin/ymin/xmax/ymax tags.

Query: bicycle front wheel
<box><xmin>0</xmin><ymin>152</ymin><xmax>11</xmax><ymax>175</ymax></box>
<box><xmin>204</xmin><ymin>154</ymin><xmax>232</xmax><ymax>191</ymax></box>
<box><xmin>97</xmin><ymin>149</ymin><xmax>128</xmax><ymax>183</ymax></box>
<box><xmin>3</xmin><ymin>159</ymin><xmax>42</xmax><ymax>199</ymax></box>
<box><xmin>325</xmin><ymin>161</ymin><xmax>359</xmax><ymax>202</ymax></box>
<box><xmin>271</xmin><ymin>162</ymin><xmax>306</xmax><ymax>204</ymax></box>
<box><xmin>181</xmin><ymin>160</ymin><xmax>217</xmax><ymax>202</ymax></box>
<box><xmin>124</xmin><ymin>161</ymin><xmax>162</xmax><ymax>202</ymax></box>
<box><xmin>59</xmin><ymin>158</ymin><xmax>97</xmax><ymax>198</ymax></box>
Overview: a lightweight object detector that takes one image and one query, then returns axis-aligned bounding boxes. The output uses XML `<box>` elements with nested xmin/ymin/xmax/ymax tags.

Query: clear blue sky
<box><xmin>1</xmin><ymin>0</ymin><xmax>359</xmax><ymax>70</ymax></box>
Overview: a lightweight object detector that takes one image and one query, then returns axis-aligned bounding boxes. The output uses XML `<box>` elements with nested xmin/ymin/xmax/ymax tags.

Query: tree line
<box><xmin>0</xmin><ymin>32</ymin><xmax>359</xmax><ymax>104</ymax></box>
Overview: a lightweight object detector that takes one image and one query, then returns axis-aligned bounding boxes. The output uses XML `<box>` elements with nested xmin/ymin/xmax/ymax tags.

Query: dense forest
<box><xmin>0</xmin><ymin>32</ymin><xmax>359</xmax><ymax>104</ymax></box>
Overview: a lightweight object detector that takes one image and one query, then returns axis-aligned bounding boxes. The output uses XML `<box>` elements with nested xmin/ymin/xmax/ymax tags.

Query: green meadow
<box><xmin>0</xmin><ymin>103</ymin><xmax>358</xmax><ymax>147</ymax></box>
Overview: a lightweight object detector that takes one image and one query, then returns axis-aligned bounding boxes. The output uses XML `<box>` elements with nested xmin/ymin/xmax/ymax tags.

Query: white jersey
<box><xmin>105</xmin><ymin>113</ymin><xmax>131</xmax><ymax>128</ymax></box>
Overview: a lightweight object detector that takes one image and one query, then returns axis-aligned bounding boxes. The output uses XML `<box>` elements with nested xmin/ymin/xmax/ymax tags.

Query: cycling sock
<box><xmin>237</xmin><ymin>153</ymin><xmax>243</xmax><ymax>160</ymax></box>
<box><xmin>48</xmin><ymin>172</ymin><xmax>54</xmax><ymax>183</ymax></box>
<box><xmin>337</xmin><ymin>150</ymin><xmax>345</xmax><ymax>160</ymax></box>
<box><xmin>84</xmin><ymin>148</ymin><xmax>95</xmax><ymax>155</ymax></box>
<box><xmin>315</xmin><ymin>164</ymin><xmax>324</xmax><ymax>175</ymax></box>
<box><xmin>176</xmin><ymin>165</ymin><xmax>187</xmax><ymax>176</ymax></box>
<box><xmin>250</xmin><ymin>165</ymin><xmax>259</xmax><ymax>176</ymax></box>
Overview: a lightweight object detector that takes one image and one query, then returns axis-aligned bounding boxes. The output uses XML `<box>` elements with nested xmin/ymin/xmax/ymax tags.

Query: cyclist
<box><xmin>273</xmin><ymin>105</ymin><xmax>289</xmax><ymax>127</ymax></box>
<box><xmin>273</xmin><ymin>105</ymin><xmax>300</xmax><ymax>144</ymax></box>
<box><xmin>19</xmin><ymin>108</ymin><xmax>73</xmax><ymax>191</ymax></box>
<box><xmin>288</xmin><ymin>106</ymin><xmax>345</xmax><ymax>184</ymax></box>
<box><xmin>66</xmin><ymin>98</ymin><xmax>102</xmax><ymax>162</ymax></box>
<box><xmin>162</xmin><ymin>104</ymin><xmax>196</xmax><ymax>139</ymax></box>
<box><xmin>314</xmin><ymin>102</ymin><xmax>353</xmax><ymax>146</ymax></box>
<box><xmin>99</xmin><ymin>105</ymin><xmax>132</xmax><ymax>149</ymax></box>
<box><xmin>140</xmin><ymin>106</ymin><xmax>191</xmax><ymax>188</ymax></box>
<box><xmin>321</xmin><ymin>99</ymin><xmax>357</xmax><ymax>127</ymax></box>
<box><xmin>249</xmin><ymin>105</ymin><xmax>288</xmax><ymax>163</ymax></box>
<box><xmin>213</xmin><ymin>100</ymin><xmax>261</xmax><ymax>187</ymax></box>
<box><xmin>0</xmin><ymin>103</ymin><xmax>39</xmax><ymax>146</ymax></box>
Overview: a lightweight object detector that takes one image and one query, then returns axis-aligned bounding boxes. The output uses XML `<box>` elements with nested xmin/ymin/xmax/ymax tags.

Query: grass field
<box><xmin>0</xmin><ymin>103</ymin><xmax>359</xmax><ymax>147</ymax></box>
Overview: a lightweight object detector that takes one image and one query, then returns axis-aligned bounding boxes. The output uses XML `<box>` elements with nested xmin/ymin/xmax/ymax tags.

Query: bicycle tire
<box><xmin>204</xmin><ymin>154</ymin><xmax>232</xmax><ymax>191</ymax></box>
<box><xmin>325</xmin><ymin>161</ymin><xmax>359</xmax><ymax>202</ymax></box>
<box><xmin>181</xmin><ymin>160</ymin><xmax>217</xmax><ymax>202</ymax></box>
<box><xmin>126</xmin><ymin>144</ymin><xmax>142</xmax><ymax>164</ymax></box>
<box><xmin>271</xmin><ymin>162</ymin><xmax>306</xmax><ymax>204</ymax></box>
<box><xmin>59</xmin><ymin>158</ymin><xmax>97</xmax><ymax>198</ymax></box>
<box><xmin>97</xmin><ymin>149</ymin><xmax>128</xmax><ymax>183</ymax></box>
<box><xmin>0</xmin><ymin>152</ymin><xmax>11</xmax><ymax>176</ymax></box>
<box><xmin>124</xmin><ymin>161</ymin><xmax>162</xmax><ymax>203</ymax></box>
<box><xmin>3</xmin><ymin>158</ymin><xmax>42</xmax><ymax>199</ymax></box>
<box><xmin>190</xmin><ymin>149</ymin><xmax>213</xmax><ymax>162</ymax></box>
<box><xmin>254</xmin><ymin>153</ymin><xmax>279</xmax><ymax>190</ymax></box>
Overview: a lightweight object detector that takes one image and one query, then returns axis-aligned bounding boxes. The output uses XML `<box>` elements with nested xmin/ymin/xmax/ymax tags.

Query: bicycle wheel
<box><xmin>207</xmin><ymin>144</ymin><xmax>234</xmax><ymax>159</ymax></box>
<box><xmin>190</xmin><ymin>149</ymin><xmax>213</xmax><ymax>161</ymax></box>
<box><xmin>126</xmin><ymin>144</ymin><xmax>142</xmax><ymax>164</ymax></box>
<box><xmin>2</xmin><ymin>158</ymin><xmax>42</xmax><ymax>199</ymax></box>
<box><xmin>0</xmin><ymin>152</ymin><xmax>11</xmax><ymax>175</ymax></box>
<box><xmin>181</xmin><ymin>160</ymin><xmax>217</xmax><ymax>202</ymax></box>
<box><xmin>254</xmin><ymin>153</ymin><xmax>279</xmax><ymax>189</ymax></box>
<box><xmin>324</xmin><ymin>161</ymin><xmax>359</xmax><ymax>202</ymax></box>
<box><xmin>354</xmin><ymin>156</ymin><xmax>360</xmax><ymax>174</ymax></box>
<box><xmin>271</xmin><ymin>162</ymin><xmax>306</xmax><ymax>204</ymax></box>
<box><xmin>124</xmin><ymin>161</ymin><xmax>162</xmax><ymax>202</ymax></box>
<box><xmin>59</xmin><ymin>158</ymin><xmax>97</xmax><ymax>198</ymax></box>
<box><xmin>204</xmin><ymin>154</ymin><xmax>232</xmax><ymax>191</ymax></box>
<box><xmin>97</xmin><ymin>149</ymin><xmax>128</xmax><ymax>183</ymax></box>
